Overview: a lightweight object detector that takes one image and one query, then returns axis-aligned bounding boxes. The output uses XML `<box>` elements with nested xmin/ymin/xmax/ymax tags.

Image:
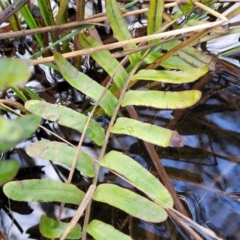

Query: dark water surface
<box><xmin>1</xmin><ymin>37</ymin><xmax>240</xmax><ymax>239</ymax></box>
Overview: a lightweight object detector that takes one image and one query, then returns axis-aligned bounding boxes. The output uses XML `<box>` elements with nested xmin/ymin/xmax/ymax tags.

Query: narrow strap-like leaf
<box><xmin>40</xmin><ymin>215</ymin><xmax>81</xmax><ymax>239</ymax></box>
<box><xmin>79</xmin><ymin>32</ymin><xmax>129</xmax><ymax>88</ymax></box>
<box><xmin>93</xmin><ymin>184</ymin><xmax>168</xmax><ymax>222</ymax></box>
<box><xmin>100</xmin><ymin>151</ymin><xmax>173</xmax><ymax>208</ymax></box>
<box><xmin>147</xmin><ymin>0</ymin><xmax>164</xmax><ymax>43</ymax></box>
<box><xmin>111</xmin><ymin>117</ymin><xmax>185</xmax><ymax>147</ymax></box>
<box><xmin>25</xmin><ymin>100</ymin><xmax>105</xmax><ymax>146</ymax></box>
<box><xmin>87</xmin><ymin>220</ymin><xmax>132</xmax><ymax>240</ymax></box>
<box><xmin>133</xmin><ymin>66</ymin><xmax>209</xmax><ymax>83</ymax></box>
<box><xmin>121</xmin><ymin>90</ymin><xmax>202</xmax><ymax>109</ymax></box>
<box><xmin>3</xmin><ymin>179</ymin><xmax>85</xmax><ymax>204</ymax></box>
<box><xmin>54</xmin><ymin>52</ymin><xmax>118</xmax><ymax>116</ymax></box>
<box><xmin>105</xmin><ymin>0</ymin><xmax>141</xmax><ymax>64</ymax></box>
<box><xmin>26</xmin><ymin>141</ymin><xmax>95</xmax><ymax>177</ymax></box>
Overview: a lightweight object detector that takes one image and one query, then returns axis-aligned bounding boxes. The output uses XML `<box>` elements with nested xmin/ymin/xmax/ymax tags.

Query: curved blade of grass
<box><xmin>32</xmin><ymin>25</ymin><xmax>92</xmax><ymax>59</ymax></box>
<box><xmin>25</xmin><ymin>100</ymin><xmax>105</xmax><ymax>146</ymax></box>
<box><xmin>24</xmin><ymin>86</ymin><xmax>42</xmax><ymax>100</ymax></box>
<box><xmin>133</xmin><ymin>66</ymin><xmax>209</xmax><ymax>83</ymax></box>
<box><xmin>147</xmin><ymin>0</ymin><xmax>164</xmax><ymax>43</ymax></box>
<box><xmin>93</xmin><ymin>184</ymin><xmax>168</xmax><ymax>223</ymax></box>
<box><xmin>55</xmin><ymin>1</ymin><xmax>69</xmax><ymax>25</ymax></box>
<box><xmin>0</xmin><ymin>114</ymin><xmax>41</xmax><ymax>153</ymax></box>
<box><xmin>0</xmin><ymin>57</ymin><xmax>31</xmax><ymax>91</ymax></box>
<box><xmin>79</xmin><ymin>32</ymin><xmax>129</xmax><ymax>88</ymax></box>
<box><xmin>111</xmin><ymin>117</ymin><xmax>185</xmax><ymax>147</ymax></box>
<box><xmin>100</xmin><ymin>151</ymin><xmax>173</xmax><ymax>208</ymax></box>
<box><xmin>121</xmin><ymin>90</ymin><xmax>201</xmax><ymax>109</ymax></box>
<box><xmin>40</xmin><ymin>215</ymin><xmax>81</xmax><ymax>239</ymax></box>
<box><xmin>3</xmin><ymin>179</ymin><xmax>85</xmax><ymax>204</ymax></box>
<box><xmin>37</xmin><ymin>0</ymin><xmax>55</xmax><ymax>27</ymax></box>
<box><xmin>26</xmin><ymin>140</ymin><xmax>95</xmax><ymax>177</ymax></box>
<box><xmin>11</xmin><ymin>86</ymin><xmax>28</xmax><ymax>102</ymax></box>
<box><xmin>0</xmin><ymin>160</ymin><xmax>20</xmax><ymax>185</ymax></box>
<box><xmin>20</xmin><ymin>5</ymin><xmax>44</xmax><ymax>48</ymax></box>
<box><xmin>105</xmin><ymin>0</ymin><xmax>141</xmax><ymax>64</ymax></box>
<box><xmin>87</xmin><ymin>220</ymin><xmax>132</xmax><ymax>240</ymax></box>
<box><xmin>54</xmin><ymin>52</ymin><xmax>118</xmax><ymax>116</ymax></box>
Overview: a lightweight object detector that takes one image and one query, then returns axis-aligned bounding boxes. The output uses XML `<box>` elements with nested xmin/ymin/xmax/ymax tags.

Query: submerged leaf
<box><xmin>121</xmin><ymin>90</ymin><xmax>202</xmax><ymax>109</ymax></box>
<box><xmin>0</xmin><ymin>58</ymin><xmax>31</xmax><ymax>91</ymax></box>
<box><xmin>100</xmin><ymin>151</ymin><xmax>173</xmax><ymax>208</ymax></box>
<box><xmin>0</xmin><ymin>160</ymin><xmax>20</xmax><ymax>185</ymax></box>
<box><xmin>79</xmin><ymin>33</ymin><xmax>129</xmax><ymax>88</ymax></box>
<box><xmin>93</xmin><ymin>184</ymin><xmax>168</xmax><ymax>222</ymax></box>
<box><xmin>54</xmin><ymin>52</ymin><xmax>118</xmax><ymax>116</ymax></box>
<box><xmin>133</xmin><ymin>66</ymin><xmax>209</xmax><ymax>83</ymax></box>
<box><xmin>26</xmin><ymin>140</ymin><xmax>95</xmax><ymax>177</ymax></box>
<box><xmin>40</xmin><ymin>215</ymin><xmax>81</xmax><ymax>239</ymax></box>
<box><xmin>87</xmin><ymin>220</ymin><xmax>132</xmax><ymax>240</ymax></box>
<box><xmin>3</xmin><ymin>179</ymin><xmax>85</xmax><ymax>204</ymax></box>
<box><xmin>25</xmin><ymin>100</ymin><xmax>105</xmax><ymax>146</ymax></box>
<box><xmin>111</xmin><ymin>117</ymin><xmax>185</xmax><ymax>147</ymax></box>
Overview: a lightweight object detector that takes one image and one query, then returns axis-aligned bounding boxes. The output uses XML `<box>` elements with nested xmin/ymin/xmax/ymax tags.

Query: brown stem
<box><xmin>126</xmin><ymin>106</ymin><xmax>189</xmax><ymax>216</ymax></box>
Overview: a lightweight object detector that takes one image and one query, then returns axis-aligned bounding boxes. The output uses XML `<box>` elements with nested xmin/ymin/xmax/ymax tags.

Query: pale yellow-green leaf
<box><xmin>111</xmin><ymin>117</ymin><xmax>185</xmax><ymax>147</ymax></box>
<box><xmin>100</xmin><ymin>151</ymin><xmax>173</xmax><ymax>208</ymax></box>
<box><xmin>25</xmin><ymin>100</ymin><xmax>105</xmax><ymax>146</ymax></box>
<box><xmin>93</xmin><ymin>184</ymin><xmax>168</xmax><ymax>222</ymax></box>
<box><xmin>26</xmin><ymin>140</ymin><xmax>95</xmax><ymax>177</ymax></box>
<box><xmin>133</xmin><ymin>66</ymin><xmax>209</xmax><ymax>83</ymax></box>
<box><xmin>54</xmin><ymin>52</ymin><xmax>118</xmax><ymax>116</ymax></box>
<box><xmin>121</xmin><ymin>90</ymin><xmax>202</xmax><ymax>109</ymax></box>
<box><xmin>87</xmin><ymin>220</ymin><xmax>132</xmax><ymax>240</ymax></box>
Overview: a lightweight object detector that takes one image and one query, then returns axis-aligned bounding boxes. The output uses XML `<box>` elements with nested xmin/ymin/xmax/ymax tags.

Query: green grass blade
<box><xmin>24</xmin><ymin>86</ymin><xmax>42</xmax><ymax>100</ymax></box>
<box><xmin>27</xmin><ymin>140</ymin><xmax>95</xmax><ymax>177</ymax></box>
<box><xmin>25</xmin><ymin>100</ymin><xmax>105</xmax><ymax>146</ymax></box>
<box><xmin>79</xmin><ymin>32</ymin><xmax>129</xmax><ymax>88</ymax></box>
<box><xmin>31</xmin><ymin>25</ymin><xmax>92</xmax><ymax>59</ymax></box>
<box><xmin>111</xmin><ymin>117</ymin><xmax>185</xmax><ymax>147</ymax></box>
<box><xmin>11</xmin><ymin>86</ymin><xmax>28</xmax><ymax>102</ymax></box>
<box><xmin>93</xmin><ymin>184</ymin><xmax>168</xmax><ymax>222</ymax></box>
<box><xmin>20</xmin><ymin>5</ymin><xmax>44</xmax><ymax>48</ymax></box>
<box><xmin>37</xmin><ymin>0</ymin><xmax>55</xmax><ymax>26</ymax></box>
<box><xmin>100</xmin><ymin>151</ymin><xmax>173</xmax><ymax>208</ymax></box>
<box><xmin>54</xmin><ymin>52</ymin><xmax>118</xmax><ymax>116</ymax></box>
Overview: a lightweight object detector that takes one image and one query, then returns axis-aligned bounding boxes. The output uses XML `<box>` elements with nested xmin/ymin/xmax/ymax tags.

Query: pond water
<box><xmin>1</xmin><ymin>59</ymin><xmax>240</xmax><ymax>240</ymax></box>
<box><xmin>1</xmin><ymin>1</ymin><xmax>240</xmax><ymax>239</ymax></box>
